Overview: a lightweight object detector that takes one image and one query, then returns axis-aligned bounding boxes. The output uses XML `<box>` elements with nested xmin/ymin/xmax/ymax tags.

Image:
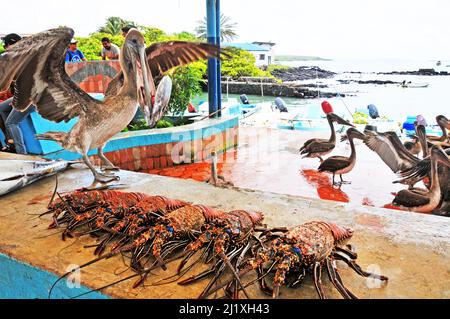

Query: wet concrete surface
<box><xmin>145</xmin><ymin>127</ymin><xmax>418</xmax><ymax>214</ymax></box>
<box><xmin>0</xmin><ymin>166</ymin><xmax>449</xmax><ymax>299</ymax></box>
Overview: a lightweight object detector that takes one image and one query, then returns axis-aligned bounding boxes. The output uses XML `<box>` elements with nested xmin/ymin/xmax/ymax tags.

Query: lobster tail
<box><xmin>197</xmin><ymin>204</ymin><xmax>227</xmax><ymax>220</ymax></box>
<box><xmin>229</xmin><ymin>210</ymin><xmax>264</xmax><ymax>226</ymax></box>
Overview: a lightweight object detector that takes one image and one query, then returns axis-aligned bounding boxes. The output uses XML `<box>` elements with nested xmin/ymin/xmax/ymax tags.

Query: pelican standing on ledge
<box><xmin>300</xmin><ymin>113</ymin><xmax>355</xmax><ymax>162</ymax></box>
<box><xmin>0</xmin><ymin>28</ymin><xmax>221</xmax><ymax>183</ymax></box>
<box><xmin>318</xmin><ymin>128</ymin><xmax>366</xmax><ymax>186</ymax></box>
<box><xmin>393</xmin><ymin>146</ymin><xmax>450</xmax><ymax>213</ymax></box>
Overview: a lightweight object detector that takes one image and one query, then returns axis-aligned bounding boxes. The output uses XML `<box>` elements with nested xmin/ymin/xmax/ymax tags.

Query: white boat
<box><xmin>400</xmin><ymin>82</ymin><xmax>429</xmax><ymax>88</ymax></box>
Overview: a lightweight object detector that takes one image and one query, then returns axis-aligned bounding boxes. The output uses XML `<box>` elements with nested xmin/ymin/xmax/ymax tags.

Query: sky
<box><xmin>1</xmin><ymin>0</ymin><xmax>449</xmax><ymax>60</ymax></box>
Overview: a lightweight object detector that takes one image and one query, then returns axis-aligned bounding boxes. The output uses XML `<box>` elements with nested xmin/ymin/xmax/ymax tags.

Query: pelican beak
<box><xmin>350</xmin><ymin>128</ymin><xmax>366</xmax><ymax>140</ymax></box>
<box><xmin>444</xmin><ymin>117</ymin><xmax>450</xmax><ymax>130</ymax></box>
<box><xmin>136</xmin><ymin>45</ymin><xmax>154</xmax><ymax>126</ymax></box>
<box><xmin>331</xmin><ymin>113</ymin><xmax>355</xmax><ymax>127</ymax></box>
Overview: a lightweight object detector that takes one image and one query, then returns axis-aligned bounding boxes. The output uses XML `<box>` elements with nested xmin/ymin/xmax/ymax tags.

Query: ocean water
<box><xmin>196</xmin><ymin>59</ymin><xmax>450</xmax><ymax>125</ymax></box>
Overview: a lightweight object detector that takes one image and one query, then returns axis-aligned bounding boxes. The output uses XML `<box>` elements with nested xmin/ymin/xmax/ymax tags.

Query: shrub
<box><xmin>168</xmin><ymin>66</ymin><xmax>202</xmax><ymax>118</ymax></box>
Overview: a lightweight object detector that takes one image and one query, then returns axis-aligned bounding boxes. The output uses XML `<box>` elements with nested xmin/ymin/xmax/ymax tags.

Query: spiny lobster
<box><xmin>206</xmin><ymin>221</ymin><xmax>388</xmax><ymax>299</ymax></box>
<box><xmin>47</xmin><ymin>190</ymin><xmax>264</xmax><ymax>298</ymax></box>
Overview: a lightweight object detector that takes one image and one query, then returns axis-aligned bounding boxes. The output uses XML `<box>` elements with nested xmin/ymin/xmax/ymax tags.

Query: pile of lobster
<box><xmin>45</xmin><ymin>189</ymin><xmax>388</xmax><ymax>299</ymax></box>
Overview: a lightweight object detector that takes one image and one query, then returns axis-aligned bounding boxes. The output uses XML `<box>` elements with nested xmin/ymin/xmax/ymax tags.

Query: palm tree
<box><xmin>98</xmin><ymin>17</ymin><xmax>139</xmax><ymax>36</ymax></box>
<box><xmin>195</xmin><ymin>14</ymin><xmax>238</xmax><ymax>42</ymax></box>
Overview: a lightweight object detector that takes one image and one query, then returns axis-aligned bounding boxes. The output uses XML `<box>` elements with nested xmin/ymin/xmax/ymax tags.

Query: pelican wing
<box><xmin>300</xmin><ymin>138</ymin><xmax>327</xmax><ymax>152</ymax></box>
<box><xmin>302</xmin><ymin>140</ymin><xmax>333</xmax><ymax>155</ymax></box>
<box><xmin>0</xmin><ymin>27</ymin><xmax>99</xmax><ymax>123</ymax></box>
<box><xmin>393</xmin><ymin>190</ymin><xmax>430</xmax><ymax>207</ymax></box>
<box><xmin>363</xmin><ymin>132</ymin><xmax>416</xmax><ymax>173</ymax></box>
<box><xmin>105</xmin><ymin>41</ymin><xmax>223</xmax><ymax>97</ymax></box>
<box><xmin>385</xmin><ymin>132</ymin><xmax>419</xmax><ymax>164</ymax></box>
<box><xmin>318</xmin><ymin>156</ymin><xmax>351</xmax><ymax>172</ymax></box>
<box><xmin>145</xmin><ymin>41</ymin><xmax>222</xmax><ymax>79</ymax></box>
<box><xmin>396</xmin><ymin>148</ymin><xmax>450</xmax><ymax>182</ymax></box>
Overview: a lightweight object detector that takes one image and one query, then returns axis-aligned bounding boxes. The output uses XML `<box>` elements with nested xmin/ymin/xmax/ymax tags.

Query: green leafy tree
<box><xmin>98</xmin><ymin>16</ymin><xmax>140</xmax><ymax>36</ymax></box>
<box><xmin>195</xmin><ymin>14</ymin><xmax>238</xmax><ymax>42</ymax></box>
<box><xmin>220</xmin><ymin>47</ymin><xmax>270</xmax><ymax>78</ymax></box>
<box><xmin>142</xmin><ymin>27</ymin><xmax>166</xmax><ymax>44</ymax></box>
<box><xmin>168</xmin><ymin>66</ymin><xmax>202</xmax><ymax>118</ymax></box>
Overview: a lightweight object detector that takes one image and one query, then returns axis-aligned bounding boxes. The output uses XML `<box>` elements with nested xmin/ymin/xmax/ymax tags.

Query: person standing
<box><xmin>65</xmin><ymin>39</ymin><xmax>87</xmax><ymax>63</ymax></box>
<box><xmin>0</xmin><ymin>33</ymin><xmax>35</xmax><ymax>154</ymax></box>
<box><xmin>101</xmin><ymin>37</ymin><xmax>120</xmax><ymax>60</ymax></box>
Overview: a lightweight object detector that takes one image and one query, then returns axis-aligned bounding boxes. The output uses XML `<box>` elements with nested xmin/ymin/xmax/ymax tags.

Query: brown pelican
<box><xmin>427</xmin><ymin>115</ymin><xmax>450</xmax><ymax>143</ymax></box>
<box><xmin>300</xmin><ymin>113</ymin><xmax>354</xmax><ymax>162</ymax></box>
<box><xmin>105</xmin><ymin>41</ymin><xmax>226</xmax><ymax>101</ymax></box>
<box><xmin>318</xmin><ymin>128</ymin><xmax>366</xmax><ymax>186</ymax></box>
<box><xmin>0</xmin><ymin>28</ymin><xmax>221</xmax><ymax>183</ymax></box>
<box><xmin>392</xmin><ymin>146</ymin><xmax>450</xmax><ymax>213</ymax></box>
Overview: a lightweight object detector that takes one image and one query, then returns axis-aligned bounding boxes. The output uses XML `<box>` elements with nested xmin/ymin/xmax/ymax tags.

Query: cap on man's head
<box><xmin>70</xmin><ymin>39</ymin><xmax>78</xmax><ymax>44</ymax></box>
<box><xmin>2</xmin><ymin>33</ymin><xmax>22</xmax><ymax>47</ymax></box>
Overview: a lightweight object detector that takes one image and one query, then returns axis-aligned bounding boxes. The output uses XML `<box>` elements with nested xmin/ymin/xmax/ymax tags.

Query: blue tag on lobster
<box><xmin>292</xmin><ymin>247</ymin><xmax>302</xmax><ymax>257</ymax></box>
<box><xmin>166</xmin><ymin>226</ymin><xmax>174</xmax><ymax>233</ymax></box>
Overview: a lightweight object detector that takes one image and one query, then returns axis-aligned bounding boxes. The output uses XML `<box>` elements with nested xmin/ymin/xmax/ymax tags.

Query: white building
<box><xmin>222</xmin><ymin>42</ymin><xmax>276</xmax><ymax>67</ymax></box>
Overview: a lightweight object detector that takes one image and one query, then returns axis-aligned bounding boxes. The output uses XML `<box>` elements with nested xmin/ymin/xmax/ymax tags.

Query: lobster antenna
<box><xmin>47</xmin><ymin>173</ymin><xmax>59</xmax><ymax>209</ymax></box>
<box><xmin>69</xmin><ymin>253</ymin><xmax>188</xmax><ymax>299</ymax></box>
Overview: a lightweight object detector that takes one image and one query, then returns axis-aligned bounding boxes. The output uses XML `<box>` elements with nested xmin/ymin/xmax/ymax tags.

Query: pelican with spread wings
<box><xmin>0</xmin><ymin>27</ymin><xmax>222</xmax><ymax>183</ymax></box>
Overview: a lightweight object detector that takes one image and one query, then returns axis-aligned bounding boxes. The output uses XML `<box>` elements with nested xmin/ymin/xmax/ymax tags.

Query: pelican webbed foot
<box><xmin>94</xmin><ymin>172</ymin><xmax>120</xmax><ymax>184</ymax></box>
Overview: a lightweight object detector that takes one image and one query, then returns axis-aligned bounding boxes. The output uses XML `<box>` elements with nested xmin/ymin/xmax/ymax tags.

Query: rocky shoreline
<box><xmin>270</xmin><ymin>66</ymin><xmax>336</xmax><ymax>82</ymax></box>
<box><xmin>379</xmin><ymin>68</ymin><xmax>450</xmax><ymax>76</ymax></box>
<box><xmin>221</xmin><ymin>81</ymin><xmax>341</xmax><ymax>99</ymax></box>
<box><xmin>201</xmin><ymin>65</ymin><xmax>447</xmax><ymax>99</ymax></box>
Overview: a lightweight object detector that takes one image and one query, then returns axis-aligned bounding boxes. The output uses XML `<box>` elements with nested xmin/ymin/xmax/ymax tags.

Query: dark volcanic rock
<box><xmin>337</xmin><ymin>79</ymin><xmax>401</xmax><ymax>85</ymax></box>
<box><xmin>217</xmin><ymin>81</ymin><xmax>341</xmax><ymax>99</ymax></box>
<box><xmin>270</xmin><ymin>66</ymin><xmax>336</xmax><ymax>82</ymax></box>
<box><xmin>379</xmin><ymin>68</ymin><xmax>450</xmax><ymax>76</ymax></box>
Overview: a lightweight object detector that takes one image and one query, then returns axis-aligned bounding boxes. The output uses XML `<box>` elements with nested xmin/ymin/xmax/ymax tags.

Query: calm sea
<box><xmin>197</xmin><ymin>59</ymin><xmax>450</xmax><ymax>124</ymax></box>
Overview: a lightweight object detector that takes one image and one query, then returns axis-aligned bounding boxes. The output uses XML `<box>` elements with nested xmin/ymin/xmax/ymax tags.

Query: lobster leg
<box><xmin>335</xmin><ymin>245</ymin><xmax>358</xmax><ymax>259</ymax></box>
<box><xmin>288</xmin><ymin>267</ymin><xmax>306</xmax><ymax>288</ymax></box>
<box><xmin>332</xmin><ymin>252</ymin><xmax>388</xmax><ymax>281</ymax></box>
<box><xmin>313</xmin><ymin>262</ymin><xmax>327</xmax><ymax>299</ymax></box>
<box><xmin>256</xmin><ymin>264</ymin><xmax>274</xmax><ymax>296</ymax></box>
<box><xmin>330</xmin><ymin>259</ymin><xmax>358</xmax><ymax>299</ymax></box>
<box><xmin>325</xmin><ymin>258</ymin><xmax>354</xmax><ymax>299</ymax></box>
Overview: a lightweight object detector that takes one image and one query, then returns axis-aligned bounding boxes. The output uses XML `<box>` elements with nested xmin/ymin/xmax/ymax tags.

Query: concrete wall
<box><xmin>43</xmin><ymin>117</ymin><xmax>240</xmax><ymax>172</ymax></box>
<box><xmin>0</xmin><ymin>253</ymin><xmax>108</xmax><ymax>299</ymax></box>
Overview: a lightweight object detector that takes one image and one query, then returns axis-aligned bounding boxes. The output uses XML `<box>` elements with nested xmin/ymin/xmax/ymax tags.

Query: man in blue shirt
<box><xmin>65</xmin><ymin>39</ymin><xmax>86</xmax><ymax>63</ymax></box>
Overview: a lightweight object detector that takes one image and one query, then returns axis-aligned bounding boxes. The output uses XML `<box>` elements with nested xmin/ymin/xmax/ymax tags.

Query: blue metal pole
<box><xmin>206</xmin><ymin>0</ymin><xmax>218</xmax><ymax>117</ymax></box>
<box><xmin>215</xmin><ymin>0</ymin><xmax>222</xmax><ymax>117</ymax></box>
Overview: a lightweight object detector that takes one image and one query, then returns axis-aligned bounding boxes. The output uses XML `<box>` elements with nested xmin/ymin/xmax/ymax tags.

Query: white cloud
<box><xmin>2</xmin><ymin>0</ymin><xmax>449</xmax><ymax>59</ymax></box>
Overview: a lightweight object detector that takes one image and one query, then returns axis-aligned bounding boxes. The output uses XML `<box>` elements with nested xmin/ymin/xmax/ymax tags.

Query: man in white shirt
<box><xmin>101</xmin><ymin>37</ymin><xmax>120</xmax><ymax>60</ymax></box>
